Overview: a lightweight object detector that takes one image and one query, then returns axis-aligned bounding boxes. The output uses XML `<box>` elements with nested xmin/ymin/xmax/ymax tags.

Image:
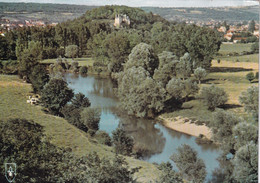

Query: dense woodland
<box><xmin>0</xmin><ymin>5</ymin><xmax>258</xmax><ymax>183</ymax></box>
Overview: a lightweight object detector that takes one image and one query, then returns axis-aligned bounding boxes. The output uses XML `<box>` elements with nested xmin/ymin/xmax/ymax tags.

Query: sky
<box><xmin>0</xmin><ymin>0</ymin><xmax>259</xmax><ymax>7</ymax></box>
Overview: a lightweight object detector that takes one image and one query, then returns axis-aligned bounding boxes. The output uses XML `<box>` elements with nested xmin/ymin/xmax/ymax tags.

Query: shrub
<box><xmin>112</xmin><ymin>128</ymin><xmax>134</xmax><ymax>156</ymax></box>
<box><xmin>95</xmin><ymin>131</ymin><xmax>112</xmax><ymax>146</ymax></box>
<box><xmin>80</xmin><ymin>66</ymin><xmax>88</xmax><ymax>75</ymax></box>
<box><xmin>80</xmin><ymin>108</ymin><xmax>101</xmax><ymax>136</ymax></box>
<box><xmin>200</xmin><ymin>85</ymin><xmax>228</xmax><ymax>111</ymax></box>
<box><xmin>194</xmin><ymin>67</ymin><xmax>207</xmax><ymax>84</ymax></box>
<box><xmin>246</xmin><ymin>72</ymin><xmax>255</xmax><ymax>82</ymax></box>
<box><xmin>255</xmin><ymin>72</ymin><xmax>258</xmax><ymax>79</ymax></box>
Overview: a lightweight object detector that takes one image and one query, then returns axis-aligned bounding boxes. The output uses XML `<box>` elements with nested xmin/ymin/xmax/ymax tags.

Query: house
<box><xmin>233</xmin><ymin>37</ymin><xmax>247</xmax><ymax>43</ymax></box>
<box><xmin>224</xmin><ymin>30</ymin><xmax>234</xmax><ymax>40</ymax></box>
<box><xmin>253</xmin><ymin>30</ymin><xmax>259</xmax><ymax>38</ymax></box>
<box><xmin>218</xmin><ymin>26</ymin><xmax>226</xmax><ymax>33</ymax></box>
<box><xmin>114</xmin><ymin>14</ymin><xmax>130</xmax><ymax>27</ymax></box>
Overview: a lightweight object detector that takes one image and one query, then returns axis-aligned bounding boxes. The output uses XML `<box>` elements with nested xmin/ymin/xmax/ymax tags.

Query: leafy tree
<box><xmin>71</xmin><ymin>92</ymin><xmax>91</xmax><ymax>108</ymax></box>
<box><xmin>170</xmin><ymin>24</ymin><xmax>221</xmax><ymax>70</ymax></box>
<box><xmin>171</xmin><ymin>144</ymin><xmax>206</xmax><ymax>183</ymax></box>
<box><xmin>95</xmin><ymin>131</ymin><xmax>112</xmax><ymax>146</ymax></box>
<box><xmin>0</xmin><ymin>118</ymin><xmax>88</xmax><ymax>183</ymax></box>
<box><xmin>117</xmin><ymin>67</ymin><xmax>166</xmax><ymax>118</ymax></box>
<box><xmin>79</xmin><ymin>66</ymin><xmax>88</xmax><ymax>75</ymax></box>
<box><xmin>200</xmin><ymin>85</ymin><xmax>228</xmax><ymax>111</ymax></box>
<box><xmin>40</xmin><ymin>78</ymin><xmax>74</xmax><ymax>115</ymax></box>
<box><xmin>104</xmin><ymin>31</ymin><xmax>131</xmax><ymax>72</ymax></box>
<box><xmin>209</xmin><ymin>110</ymin><xmax>241</xmax><ymax>153</ymax></box>
<box><xmin>29</xmin><ymin>64</ymin><xmax>49</xmax><ymax>93</ymax></box>
<box><xmin>62</xmin><ymin>105</ymin><xmax>88</xmax><ymax>132</ymax></box>
<box><xmin>246</xmin><ymin>72</ymin><xmax>255</xmax><ymax>82</ymax></box>
<box><xmin>176</xmin><ymin>53</ymin><xmax>192</xmax><ymax>80</ymax></box>
<box><xmin>194</xmin><ymin>67</ymin><xmax>207</xmax><ymax>84</ymax></box>
<box><xmin>157</xmin><ymin>162</ymin><xmax>183</xmax><ymax>183</ymax></box>
<box><xmin>65</xmin><ymin>45</ymin><xmax>78</xmax><ymax>58</ymax></box>
<box><xmin>85</xmin><ymin>152</ymin><xmax>139</xmax><ymax>183</ymax></box>
<box><xmin>233</xmin><ymin>122</ymin><xmax>258</xmax><ymax>151</ymax></box>
<box><xmin>248</xmin><ymin>20</ymin><xmax>255</xmax><ymax>32</ymax></box>
<box><xmin>80</xmin><ymin>107</ymin><xmax>101</xmax><ymax>136</ymax></box>
<box><xmin>232</xmin><ymin>142</ymin><xmax>258</xmax><ymax>182</ymax></box>
<box><xmin>112</xmin><ymin>128</ymin><xmax>134</xmax><ymax>156</ymax></box>
<box><xmin>182</xmin><ymin>79</ymin><xmax>199</xmax><ymax>101</ymax></box>
<box><xmin>153</xmin><ymin>51</ymin><xmax>179</xmax><ymax>86</ymax></box>
<box><xmin>18</xmin><ymin>48</ymin><xmax>39</xmax><ymax>79</ymax></box>
<box><xmin>239</xmin><ymin>86</ymin><xmax>258</xmax><ymax>120</ymax></box>
<box><xmin>71</xmin><ymin>60</ymin><xmax>79</xmax><ymax>73</ymax></box>
<box><xmin>166</xmin><ymin>78</ymin><xmax>184</xmax><ymax>100</ymax></box>
<box><xmin>124</xmin><ymin>43</ymin><xmax>159</xmax><ymax>76</ymax></box>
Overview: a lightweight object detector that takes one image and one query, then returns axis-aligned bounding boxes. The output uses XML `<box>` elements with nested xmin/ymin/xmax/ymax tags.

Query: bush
<box><xmin>255</xmin><ymin>72</ymin><xmax>259</xmax><ymax>79</ymax></box>
<box><xmin>200</xmin><ymin>85</ymin><xmax>228</xmax><ymax>111</ymax></box>
<box><xmin>40</xmin><ymin>78</ymin><xmax>74</xmax><ymax>115</ymax></box>
<box><xmin>79</xmin><ymin>66</ymin><xmax>88</xmax><ymax>75</ymax></box>
<box><xmin>246</xmin><ymin>72</ymin><xmax>255</xmax><ymax>82</ymax></box>
<box><xmin>95</xmin><ymin>131</ymin><xmax>112</xmax><ymax>146</ymax></box>
<box><xmin>112</xmin><ymin>128</ymin><xmax>134</xmax><ymax>156</ymax></box>
<box><xmin>80</xmin><ymin>108</ymin><xmax>101</xmax><ymax>136</ymax></box>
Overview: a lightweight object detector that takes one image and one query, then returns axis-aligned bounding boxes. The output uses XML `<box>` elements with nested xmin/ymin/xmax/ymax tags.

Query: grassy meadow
<box><xmin>41</xmin><ymin>57</ymin><xmax>95</xmax><ymax>67</ymax></box>
<box><xmin>163</xmin><ymin>43</ymin><xmax>259</xmax><ymax>124</ymax></box>
<box><xmin>0</xmin><ymin>74</ymin><xmax>161</xmax><ymax>182</ymax></box>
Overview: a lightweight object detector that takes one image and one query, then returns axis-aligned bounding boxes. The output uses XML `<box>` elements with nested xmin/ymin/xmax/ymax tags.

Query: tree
<box><xmin>248</xmin><ymin>20</ymin><xmax>255</xmax><ymax>32</ymax></box>
<box><xmin>166</xmin><ymin>78</ymin><xmax>184</xmax><ymax>100</ymax></box>
<box><xmin>85</xmin><ymin>152</ymin><xmax>139</xmax><ymax>183</ymax></box>
<box><xmin>246</xmin><ymin>72</ymin><xmax>255</xmax><ymax>82</ymax></box>
<box><xmin>117</xmin><ymin>67</ymin><xmax>166</xmax><ymax>118</ymax></box>
<box><xmin>210</xmin><ymin>110</ymin><xmax>241</xmax><ymax>152</ymax></box>
<box><xmin>176</xmin><ymin>53</ymin><xmax>192</xmax><ymax>80</ymax></box>
<box><xmin>194</xmin><ymin>67</ymin><xmax>207</xmax><ymax>84</ymax></box>
<box><xmin>171</xmin><ymin>144</ymin><xmax>206</xmax><ymax>183</ymax></box>
<box><xmin>29</xmin><ymin>64</ymin><xmax>49</xmax><ymax>93</ymax></box>
<box><xmin>104</xmin><ymin>31</ymin><xmax>131</xmax><ymax>72</ymax></box>
<box><xmin>112</xmin><ymin>128</ymin><xmax>134</xmax><ymax>156</ymax></box>
<box><xmin>71</xmin><ymin>92</ymin><xmax>91</xmax><ymax>108</ymax></box>
<box><xmin>0</xmin><ymin>118</ymin><xmax>88</xmax><ymax>182</ymax></box>
<box><xmin>80</xmin><ymin>108</ymin><xmax>101</xmax><ymax>136</ymax></box>
<box><xmin>157</xmin><ymin>162</ymin><xmax>183</xmax><ymax>183</ymax></box>
<box><xmin>124</xmin><ymin>43</ymin><xmax>159</xmax><ymax>76</ymax></box>
<box><xmin>232</xmin><ymin>142</ymin><xmax>258</xmax><ymax>182</ymax></box>
<box><xmin>239</xmin><ymin>86</ymin><xmax>258</xmax><ymax>120</ymax></box>
<box><xmin>65</xmin><ymin>45</ymin><xmax>78</xmax><ymax>58</ymax></box>
<box><xmin>40</xmin><ymin>78</ymin><xmax>74</xmax><ymax>115</ymax></box>
<box><xmin>18</xmin><ymin>48</ymin><xmax>39</xmax><ymax>79</ymax></box>
<box><xmin>95</xmin><ymin>131</ymin><xmax>112</xmax><ymax>146</ymax></box>
<box><xmin>200</xmin><ymin>85</ymin><xmax>228</xmax><ymax>111</ymax></box>
<box><xmin>233</xmin><ymin>122</ymin><xmax>258</xmax><ymax>151</ymax></box>
<box><xmin>182</xmin><ymin>79</ymin><xmax>199</xmax><ymax>101</ymax></box>
<box><xmin>79</xmin><ymin>66</ymin><xmax>88</xmax><ymax>75</ymax></box>
<box><xmin>153</xmin><ymin>51</ymin><xmax>179</xmax><ymax>86</ymax></box>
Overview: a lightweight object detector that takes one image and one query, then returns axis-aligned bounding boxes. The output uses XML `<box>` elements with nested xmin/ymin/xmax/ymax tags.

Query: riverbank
<box><xmin>158</xmin><ymin>116</ymin><xmax>213</xmax><ymax>140</ymax></box>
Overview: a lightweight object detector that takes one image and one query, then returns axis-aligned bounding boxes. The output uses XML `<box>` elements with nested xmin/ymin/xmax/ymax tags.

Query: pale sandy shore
<box><xmin>158</xmin><ymin>116</ymin><xmax>212</xmax><ymax>140</ymax></box>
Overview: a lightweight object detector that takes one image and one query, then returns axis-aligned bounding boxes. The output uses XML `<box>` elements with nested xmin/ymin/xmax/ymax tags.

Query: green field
<box><xmin>0</xmin><ymin>74</ymin><xmax>161</xmax><ymax>182</ymax></box>
<box><xmin>215</xmin><ymin>54</ymin><xmax>259</xmax><ymax>63</ymax></box>
<box><xmin>161</xmin><ymin>60</ymin><xmax>258</xmax><ymax>123</ymax></box>
<box><xmin>41</xmin><ymin>57</ymin><xmax>94</xmax><ymax>67</ymax></box>
<box><xmin>218</xmin><ymin>43</ymin><xmax>253</xmax><ymax>55</ymax></box>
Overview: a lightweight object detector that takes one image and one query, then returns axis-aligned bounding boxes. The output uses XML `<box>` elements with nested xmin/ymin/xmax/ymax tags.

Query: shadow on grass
<box><xmin>220</xmin><ymin>104</ymin><xmax>243</xmax><ymax>110</ymax></box>
<box><xmin>210</xmin><ymin>67</ymin><xmax>253</xmax><ymax>73</ymax></box>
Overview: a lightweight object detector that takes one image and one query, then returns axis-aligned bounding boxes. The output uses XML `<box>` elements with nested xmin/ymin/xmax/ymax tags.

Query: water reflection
<box><xmin>64</xmin><ymin>73</ymin><xmax>220</xmax><ymax>181</ymax></box>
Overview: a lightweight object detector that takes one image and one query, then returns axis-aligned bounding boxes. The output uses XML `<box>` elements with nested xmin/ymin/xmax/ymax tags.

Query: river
<box><xmin>64</xmin><ymin>73</ymin><xmax>221</xmax><ymax>181</ymax></box>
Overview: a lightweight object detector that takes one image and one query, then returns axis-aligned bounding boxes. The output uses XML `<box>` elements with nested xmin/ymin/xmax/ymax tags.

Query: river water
<box><xmin>64</xmin><ymin>73</ymin><xmax>220</xmax><ymax>181</ymax></box>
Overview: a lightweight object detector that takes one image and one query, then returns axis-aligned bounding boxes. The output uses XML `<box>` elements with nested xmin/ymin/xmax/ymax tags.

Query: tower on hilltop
<box><xmin>114</xmin><ymin>14</ymin><xmax>130</xmax><ymax>28</ymax></box>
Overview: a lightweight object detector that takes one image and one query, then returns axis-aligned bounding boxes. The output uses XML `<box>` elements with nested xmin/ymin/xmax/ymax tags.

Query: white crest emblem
<box><xmin>5</xmin><ymin>163</ymin><xmax>17</xmax><ymax>183</ymax></box>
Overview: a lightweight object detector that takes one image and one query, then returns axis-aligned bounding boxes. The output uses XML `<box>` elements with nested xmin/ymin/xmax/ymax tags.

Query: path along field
<box><xmin>0</xmin><ymin>75</ymin><xmax>161</xmax><ymax>182</ymax></box>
